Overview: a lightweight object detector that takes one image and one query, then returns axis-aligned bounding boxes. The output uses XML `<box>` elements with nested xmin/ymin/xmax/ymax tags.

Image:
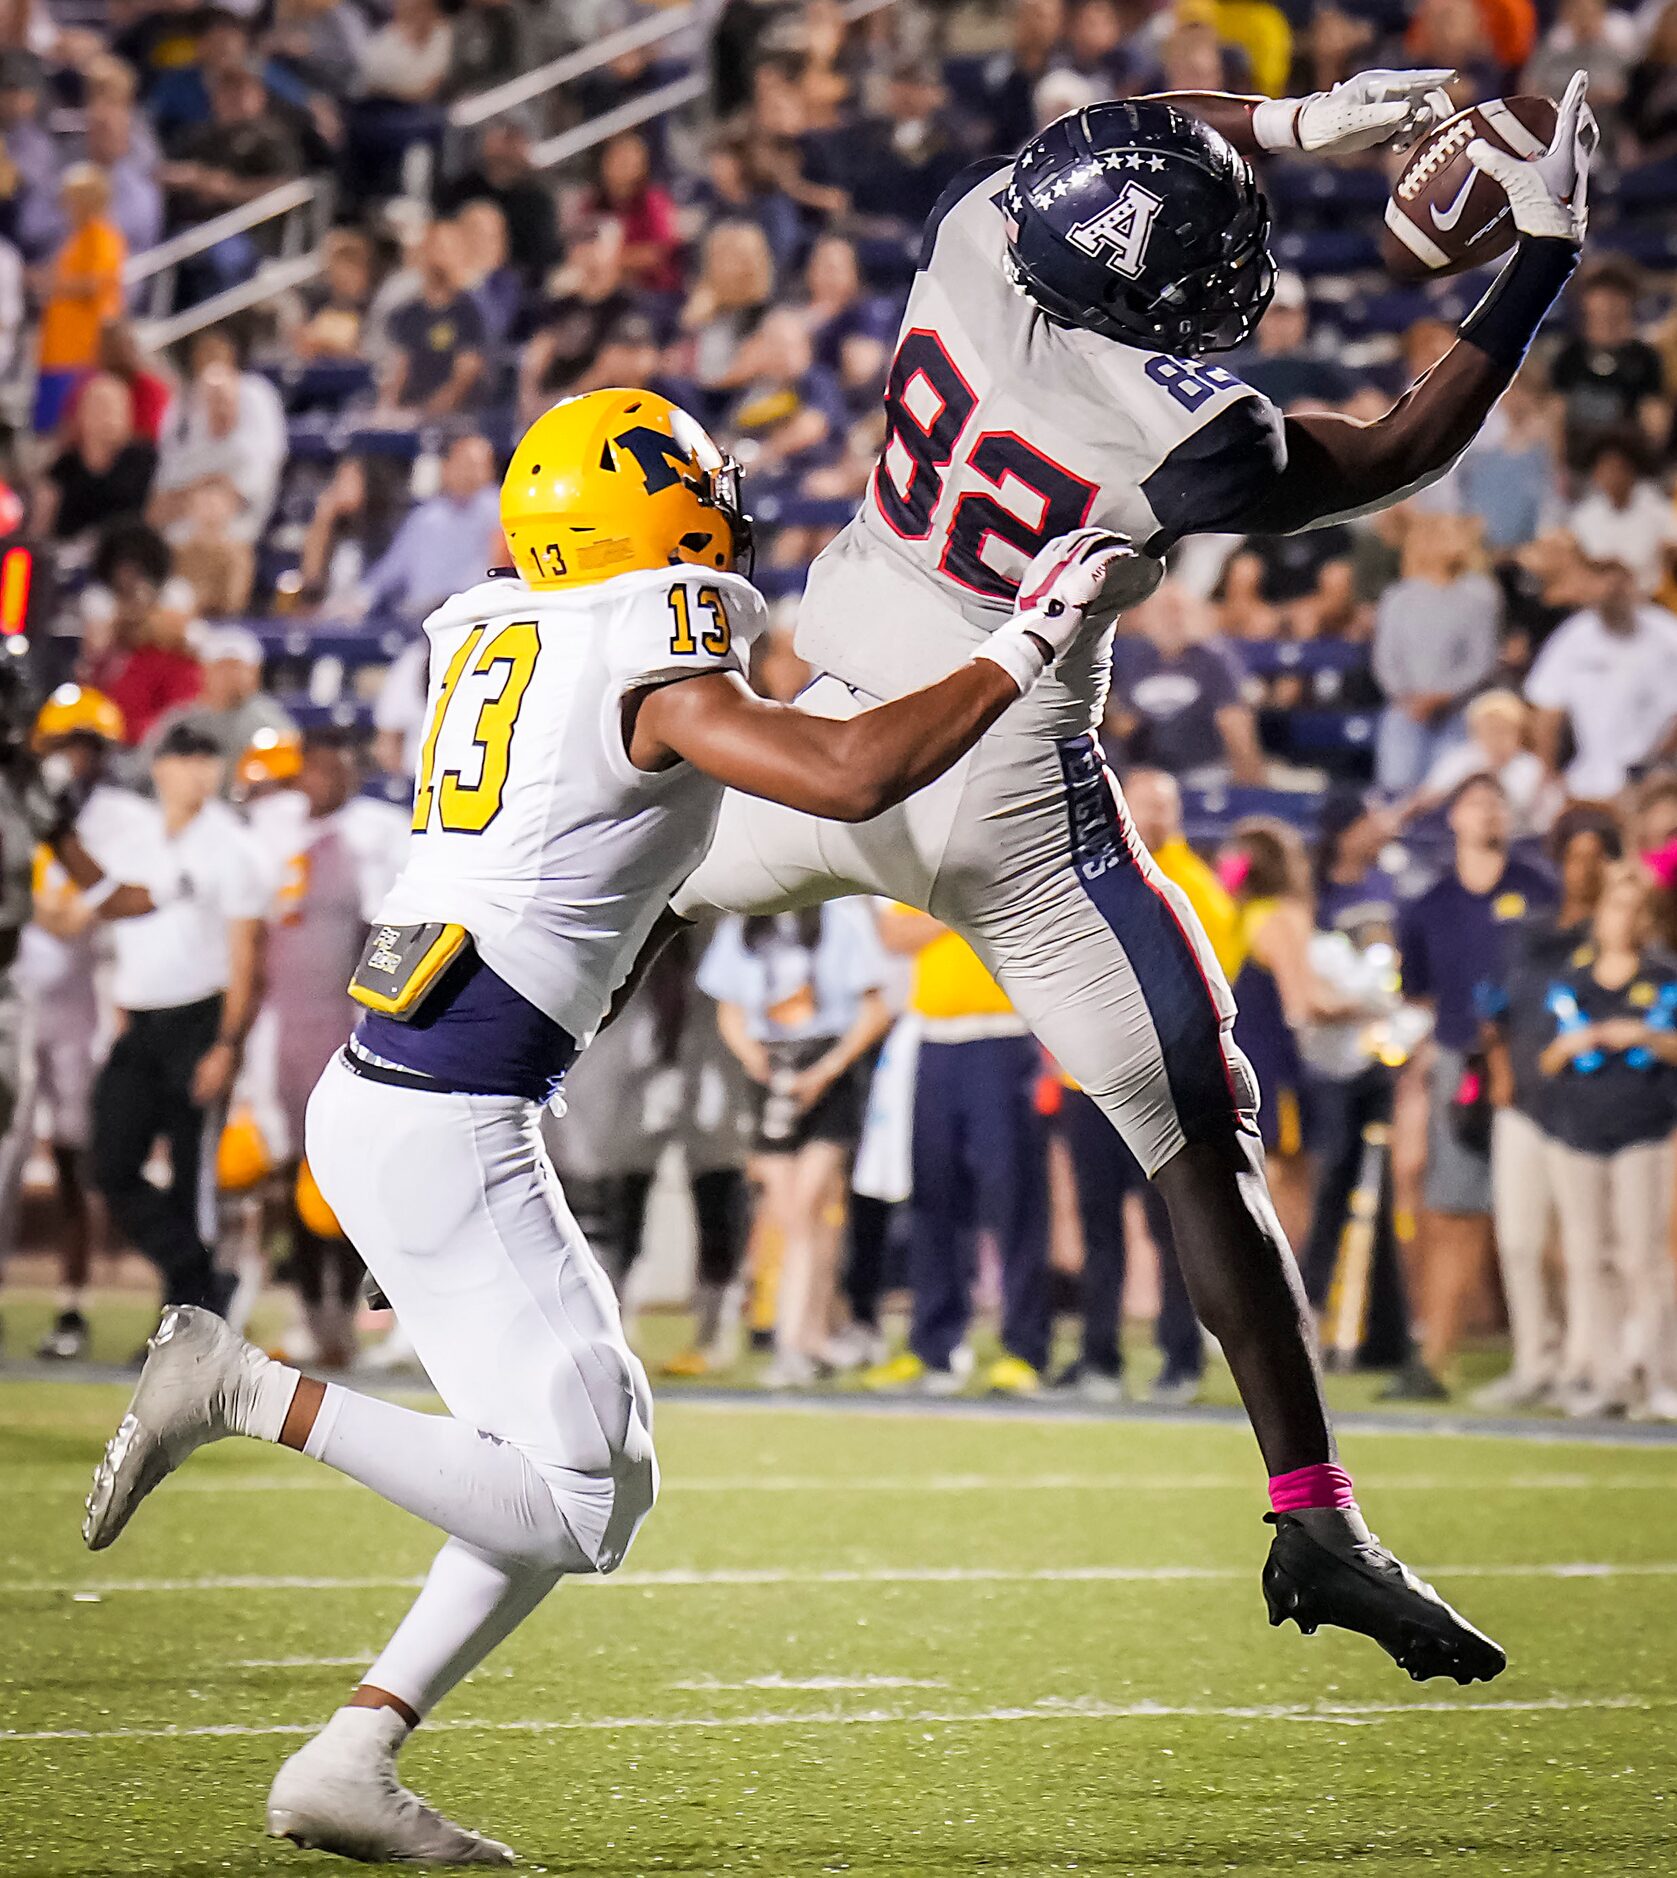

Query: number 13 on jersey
<box><xmin>411</xmin><ymin>621</ymin><xmax>540</xmax><ymax>835</ymax></box>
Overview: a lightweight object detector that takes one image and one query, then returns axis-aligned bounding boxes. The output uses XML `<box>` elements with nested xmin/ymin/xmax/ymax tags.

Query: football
<box><xmin>1381</xmin><ymin>95</ymin><xmax>1559</xmax><ymax>280</ymax></box>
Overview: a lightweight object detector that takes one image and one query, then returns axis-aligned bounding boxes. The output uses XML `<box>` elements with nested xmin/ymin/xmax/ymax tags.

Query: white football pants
<box><xmin>677</xmin><ymin>675</ymin><xmax>1255</xmax><ymax>1176</ymax></box>
<box><xmin>300</xmin><ymin>1052</ymin><xmax>658</xmax><ymax>1714</ymax></box>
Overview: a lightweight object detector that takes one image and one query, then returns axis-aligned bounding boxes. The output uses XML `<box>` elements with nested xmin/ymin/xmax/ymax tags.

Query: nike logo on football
<box><xmin>1430</xmin><ymin>173</ymin><xmax>1477</xmax><ymax>231</ymax></box>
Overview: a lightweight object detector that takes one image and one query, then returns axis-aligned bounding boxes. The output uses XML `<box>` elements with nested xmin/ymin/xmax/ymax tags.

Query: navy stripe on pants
<box><xmin>1059</xmin><ymin>737</ymin><xmax>1238</xmax><ymax>1145</ymax></box>
<box><xmin>908</xmin><ymin>1033</ymin><xmax>1051</xmax><ymax>1371</ymax></box>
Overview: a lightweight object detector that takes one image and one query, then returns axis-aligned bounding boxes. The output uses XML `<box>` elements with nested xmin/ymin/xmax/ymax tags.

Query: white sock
<box><xmin>363</xmin><ymin>1538</ymin><xmax>563</xmax><ymax>1718</ymax></box>
<box><xmin>316</xmin><ymin>1702</ymin><xmax>411</xmax><ymax>1758</ymax></box>
<box><xmin>299</xmin><ymin>1383</ymin><xmax>591</xmax><ymax>1571</ymax></box>
<box><xmin>230</xmin><ymin>1348</ymin><xmax>302</xmax><ymax>1445</ymax></box>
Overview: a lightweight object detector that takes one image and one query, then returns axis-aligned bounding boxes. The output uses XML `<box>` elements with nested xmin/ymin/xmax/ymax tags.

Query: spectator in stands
<box><xmin>1108</xmin><ymin>578</ymin><xmax>1264</xmax><ymax>787</ymax></box>
<box><xmin>584</xmin><ymin>129</ymin><xmax>681</xmax><ymax>295</ymax></box>
<box><xmin>517</xmin><ymin>221</ymin><xmax>639</xmax><ymax>421</ymax></box>
<box><xmin>1413</xmin><ymin>689</ymin><xmax>1562</xmax><ymax>837</ymax></box>
<box><xmin>147</xmin><ymin>11</ymin><xmax>253</xmax><ymax>148</ymax></box>
<box><xmin>1372</xmin><ymin>512</ymin><xmax>1502</xmax><ymax>794</ymax></box>
<box><xmin>1522</xmin><ymin>0</ymin><xmax>1634</xmax><ymax>132</ymax></box>
<box><xmin>0</xmin><ymin>48</ymin><xmax>62</xmax><ymax>258</ymax></box>
<box><xmin>150</xmin><ymin>360</ymin><xmax>283</xmax><ymax>545</ymax></box>
<box><xmin>437</xmin><ymin>122</ymin><xmax>558</xmax><ymax>288</ymax></box>
<box><xmin>713</xmin><ymin>307</ymin><xmax>847</xmax><ymax>483</ymax></box>
<box><xmin>358</xmin><ymin>0</ymin><xmax>452</xmax><ymax>105</ymax></box>
<box><xmin>1566</xmin><ymin>433</ymin><xmax>1677</xmax><ymax>597</ymax></box>
<box><xmin>818</xmin><ymin>57</ymin><xmax>963</xmax><ymax>240</ymax></box>
<box><xmin>677</xmin><ymin>220</ymin><xmax>776</xmax><ymax>390</ymax></box>
<box><xmin>953</xmin><ymin>0</ymin><xmax>1063</xmax><ymax>154</ymax></box>
<box><xmin>160</xmin><ymin>65</ymin><xmax>301</xmax><ymax>231</ymax></box>
<box><xmin>61</xmin><ymin>320</ymin><xmax>174</xmax><ymax>444</ymax></box>
<box><xmin>1239</xmin><ymin>272</ymin><xmax>1354</xmax><ymax>412</ymax></box>
<box><xmin>284</xmin><ymin>227</ymin><xmax>376</xmax><ymax>361</ymax></box>
<box><xmin>1397</xmin><ymin>773</ymin><xmax>1555</xmax><ymax>1386</ymax></box>
<box><xmin>294</xmin><ymin>454</ymin><xmax>408</xmax><ymax>613</ymax></box>
<box><xmin>559</xmin><ymin>310</ymin><xmax>671</xmax><ymax>402</ymax></box>
<box><xmin>34</xmin><ymin>165</ymin><xmax>126</xmax><ymax>435</ymax></box>
<box><xmin>447</xmin><ymin>0</ymin><xmax>525</xmax><ymax>98</ymax></box>
<box><xmin>701</xmin><ymin>906</ymin><xmax>893</xmax><ymax>1389</ymax></box>
<box><xmin>0</xmin><ymin>228</ymin><xmax>20</xmax><ymax>382</ymax></box>
<box><xmin>1549</xmin><ymin>262</ymin><xmax>1668</xmax><ymax>466</ymax></box>
<box><xmin>37</xmin><ymin>372</ymin><xmax>156</xmax><ymax>548</ymax></box>
<box><xmin>380</xmin><ymin>220</ymin><xmax>486</xmax><ymax>419</ymax></box>
<box><xmin>1457</xmin><ymin>367</ymin><xmax>1561</xmax><ymax>554</ymax></box>
<box><xmin>80</xmin><ymin>95</ymin><xmax>163</xmax><ymax>254</ymax></box>
<box><xmin>798</xmin><ymin>232</ymin><xmax>887</xmax><ymax>386</ymax></box>
<box><xmin>171</xmin><ymin>477</ymin><xmax>255</xmax><ymax>619</ymax></box>
<box><xmin>1221</xmin><ymin>516</ymin><xmax>1356</xmax><ymax>644</ymax></box>
<box><xmin>1526</xmin><ymin>557</ymin><xmax>1677</xmax><ymax>798</ymax></box>
<box><xmin>263</xmin><ymin>0</ymin><xmax>370</xmax><ymax>105</ymax></box>
<box><xmin>868</xmin><ymin>907</ymin><xmax>1054</xmax><ymax>1398</ymax></box>
<box><xmin>84</xmin><ymin>56</ymin><xmax>161</xmax><ymax>170</ymax></box>
<box><xmin>145</xmin><ymin>624</ymin><xmax>293</xmax><ymax>770</ymax></box>
<box><xmin>1624</xmin><ymin>1</ymin><xmax>1677</xmax><ymax>160</ymax></box>
<box><xmin>698</xmin><ymin>127</ymin><xmax>801</xmax><ymax>279</ymax></box>
<box><xmin>356</xmin><ymin>432</ymin><xmax>500</xmax><ymax>624</ymax></box>
<box><xmin>1481</xmin><ymin>806</ymin><xmax>1620</xmax><ymax>1408</ymax></box>
<box><xmin>1063</xmin><ymin>0</ymin><xmax>1132</xmax><ymax>92</ymax></box>
<box><xmin>455</xmin><ymin>197</ymin><xmax>519</xmax><ymax>343</ymax></box>
<box><xmin>81</xmin><ymin>533</ymin><xmax>205</xmax><ymax>746</ymax></box>
<box><xmin>1539</xmin><ymin>863</ymin><xmax>1677</xmax><ymax>1420</ymax></box>
<box><xmin>1314</xmin><ymin>789</ymin><xmax>1402</xmax><ymax>942</ymax></box>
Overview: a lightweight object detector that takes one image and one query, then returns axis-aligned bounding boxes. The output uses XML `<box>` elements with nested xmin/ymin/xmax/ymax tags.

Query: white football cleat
<box><xmin>267</xmin><ymin>1709</ymin><xmax>514</xmax><ymax>1866</ymax></box>
<box><xmin>83</xmin><ymin>1305</ymin><xmax>283</xmax><ymax>1550</ymax></box>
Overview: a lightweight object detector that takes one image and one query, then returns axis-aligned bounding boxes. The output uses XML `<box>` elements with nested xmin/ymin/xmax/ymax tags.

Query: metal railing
<box><xmin>125</xmin><ymin>0</ymin><xmax>898</xmax><ymax>348</ymax></box>
<box><xmin>125</xmin><ymin>178</ymin><xmax>328</xmax><ymax>325</ymax></box>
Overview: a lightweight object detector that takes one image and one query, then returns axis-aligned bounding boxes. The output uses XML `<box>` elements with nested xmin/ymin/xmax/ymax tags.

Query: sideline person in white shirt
<box><xmin>88</xmin><ymin>722</ymin><xmax>272</xmax><ymax>1316</ymax></box>
<box><xmin>1525</xmin><ymin>558</ymin><xmax>1677</xmax><ymax>799</ymax></box>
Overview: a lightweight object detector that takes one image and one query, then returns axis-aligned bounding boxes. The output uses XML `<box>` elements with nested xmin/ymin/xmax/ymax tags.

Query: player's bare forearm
<box><xmin>1242</xmin><ymin>237</ymin><xmax>1579</xmax><ymax>535</ymax></box>
<box><xmin>1143</xmin><ymin>93</ymin><xmax>1262</xmax><ymax>155</ymax></box>
<box><xmin>50</xmin><ymin>831</ymin><xmax>160</xmax><ymax>921</ymax></box>
<box><xmin>635</xmin><ymin>662</ymin><xmax>1021</xmax><ymax>823</ymax></box>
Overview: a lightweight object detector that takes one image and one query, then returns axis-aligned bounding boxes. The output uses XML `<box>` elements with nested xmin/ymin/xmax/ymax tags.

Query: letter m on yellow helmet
<box><xmin>501</xmin><ymin>387</ymin><xmax>751</xmax><ymax>590</ymax></box>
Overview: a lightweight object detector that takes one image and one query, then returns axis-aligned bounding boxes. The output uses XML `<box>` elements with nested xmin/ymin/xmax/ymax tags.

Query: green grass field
<box><xmin>6</xmin><ymin>1374</ymin><xmax>1677</xmax><ymax>1877</ymax></box>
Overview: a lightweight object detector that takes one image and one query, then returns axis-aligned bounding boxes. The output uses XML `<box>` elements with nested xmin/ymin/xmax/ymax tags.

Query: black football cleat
<box><xmin>1262</xmin><ymin>1512</ymin><xmax>1507</xmax><ymax>1685</ymax></box>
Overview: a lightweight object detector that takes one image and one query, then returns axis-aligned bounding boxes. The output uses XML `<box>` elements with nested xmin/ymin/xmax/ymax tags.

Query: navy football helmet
<box><xmin>1003</xmin><ymin>100</ymin><xmax>1275</xmax><ymax>355</ymax></box>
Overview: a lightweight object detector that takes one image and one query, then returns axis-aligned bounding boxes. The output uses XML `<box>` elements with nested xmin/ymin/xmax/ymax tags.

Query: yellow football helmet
<box><xmin>294</xmin><ymin>1159</ymin><xmax>346</xmax><ymax>1240</ymax></box>
<box><xmin>217</xmin><ymin>1109</ymin><xmax>274</xmax><ymax>1193</ymax></box>
<box><xmin>33</xmin><ymin>683</ymin><xmax>124</xmax><ymax>749</ymax></box>
<box><xmin>501</xmin><ymin>387</ymin><xmax>752</xmax><ymax>591</ymax></box>
<box><xmin>236</xmin><ymin>726</ymin><xmax>303</xmax><ymax>793</ymax></box>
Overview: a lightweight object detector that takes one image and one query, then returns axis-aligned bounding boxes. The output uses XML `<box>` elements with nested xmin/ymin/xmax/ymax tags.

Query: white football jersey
<box><xmin>375</xmin><ymin>564</ymin><xmax>766</xmax><ymax>1045</ymax></box>
<box><xmin>797</xmin><ymin>156</ymin><xmax>1285</xmax><ymax>722</ymax></box>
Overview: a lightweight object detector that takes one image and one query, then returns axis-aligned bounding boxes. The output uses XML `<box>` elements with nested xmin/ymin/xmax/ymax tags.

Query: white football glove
<box><xmin>977</xmin><ymin>529</ymin><xmax>1162</xmax><ymax>695</ymax></box>
<box><xmin>1255</xmin><ymin>68</ymin><xmax>1457</xmax><ymax>156</ymax></box>
<box><xmin>1466</xmin><ymin>70</ymin><xmax>1597</xmax><ymax>245</ymax></box>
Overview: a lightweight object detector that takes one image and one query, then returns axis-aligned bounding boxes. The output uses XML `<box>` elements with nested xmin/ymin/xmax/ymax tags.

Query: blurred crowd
<box><xmin>2</xmin><ymin>0</ymin><xmax>1677</xmax><ymax>1415</ymax></box>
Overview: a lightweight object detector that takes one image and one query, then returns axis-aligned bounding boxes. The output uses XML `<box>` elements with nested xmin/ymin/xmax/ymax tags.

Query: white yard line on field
<box><xmin>1</xmin><ymin>1693</ymin><xmax>1667</xmax><ymax>1748</ymax></box>
<box><xmin>14</xmin><ymin>1560</ymin><xmax>1677</xmax><ymax>1596</ymax></box>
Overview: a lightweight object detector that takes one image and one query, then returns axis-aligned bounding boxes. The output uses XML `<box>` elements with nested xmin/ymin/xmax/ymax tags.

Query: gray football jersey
<box><xmin>796</xmin><ymin>157</ymin><xmax>1285</xmax><ymax>716</ymax></box>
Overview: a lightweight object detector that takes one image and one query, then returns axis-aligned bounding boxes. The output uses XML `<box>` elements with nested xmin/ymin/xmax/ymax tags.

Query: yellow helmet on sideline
<box><xmin>236</xmin><ymin>726</ymin><xmax>303</xmax><ymax>793</ymax></box>
<box><xmin>33</xmin><ymin>683</ymin><xmax>124</xmax><ymax>749</ymax></box>
<box><xmin>217</xmin><ymin>1110</ymin><xmax>273</xmax><ymax>1193</ymax></box>
<box><xmin>294</xmin><ymin>1159</ymin><xmax>345</xmax><ymax>1240</ymax></box>
<box><xmin>501</xmin><ymin>387</ymin><xmax>752</xmax><ymax>591</ymax></box>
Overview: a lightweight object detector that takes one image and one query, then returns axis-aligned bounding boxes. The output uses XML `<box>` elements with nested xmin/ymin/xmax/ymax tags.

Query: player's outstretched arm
<box><xmin>1241</xmin><ymin>74</ymin><xmax>1595</xmax><ymax>538</ymax></box>
<box><xmin>1149</xmin><ymin>69</ymin><xmax>1454</xmax><ymax>160</ymax></box>
<box><xmin>631</xmin><ymin>531</ymin><xmax>1150</xmax><ymax>823</ymax></box>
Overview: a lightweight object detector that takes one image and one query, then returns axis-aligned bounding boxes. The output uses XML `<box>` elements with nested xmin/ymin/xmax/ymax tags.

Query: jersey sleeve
<box><xmin>603</xmin><ymin>569</ymin><xmax>767</xmax><ymax>695</ymax></box>
<box><xmin>1130</xmin><ymin>379</ymin><xmax>1289</xmax><ymax>553</ymax></box>
<box><xmin>918</xmin><ymin>156</ymin><xmax>1011</xmax><ymax>272</ymax></box>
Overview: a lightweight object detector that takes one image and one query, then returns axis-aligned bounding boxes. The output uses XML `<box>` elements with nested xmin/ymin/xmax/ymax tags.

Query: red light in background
<box><xmin>0</xmin><ymin>546</ymin><xmax>33</xmax><ymax>634</ymax></box>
